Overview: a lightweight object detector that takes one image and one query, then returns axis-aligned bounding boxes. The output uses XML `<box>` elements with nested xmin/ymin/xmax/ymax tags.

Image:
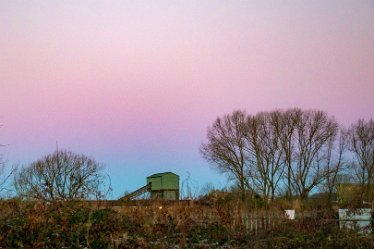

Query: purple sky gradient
<box><xmin>1</xmin><ymin>0</ymin><xmax>374</xmax><ymax>198</ymax></box>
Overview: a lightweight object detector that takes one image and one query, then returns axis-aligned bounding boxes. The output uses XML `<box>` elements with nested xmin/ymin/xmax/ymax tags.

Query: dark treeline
<box><xmin>201</xmin><ymin>108</ymin><xmax>374</xmax><ymax>202</ymax></box>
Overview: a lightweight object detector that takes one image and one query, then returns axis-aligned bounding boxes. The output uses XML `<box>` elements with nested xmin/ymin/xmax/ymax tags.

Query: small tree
<box><xmin>0</xmin><ymin>164</ymin><xmax>16</xmax><ymax>197</ymax></box>
<box><xmin>0</xmin><ymin>125</ymin><xmax>15</xmax><ymax>197</ymax></box>
<box><xmin>14</xmin><ymin>150</ymin><xmax>111</xmax><ymax>202</ymax></box>
<box><xmin>0</xmin><ymin>144</ymin><xmax>6</xmax><ymax>194</ymax></box>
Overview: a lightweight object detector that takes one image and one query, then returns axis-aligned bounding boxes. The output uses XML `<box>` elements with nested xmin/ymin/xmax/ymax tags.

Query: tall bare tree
<box><xmin>246</xmin><ymin>111</ymin><xmax>285</xmax><ymax>201</ymax></box>
<box><xmin>14</xmin><ymin>150</ymin><xmax>111</xmax><ymax>202</ymax></box>
<box><xmin>200</xmin><ymin>110</ymin><xmax>251</xmax><ymax>194</ymax></box>
<box><xmin>347</xmin><ymin>119</ymin><xmax>374</xmax><ymax>200</ymax></box>
<box><xmin>202</xmin><ymin>108</ymin><xmax>341</xmax><ymax>201</ymax></box>
<box><xmin>284</xmin><ymin>109</ymin><xmax>339</xmax><ymax>199</ymax></box>
<box><xmin>280</xmin><ymin>109</ymin><xmax>299</xmax><ymax>199</ymax></box>
<box><xmin>320</xmin><ymin>128</ymin><xmax>347</xmax><ymax>201</ymax></box>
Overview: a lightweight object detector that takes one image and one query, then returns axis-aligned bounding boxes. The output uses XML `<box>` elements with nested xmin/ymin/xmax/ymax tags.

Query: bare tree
<box><xmin>320</xmin><ymin>128</ymin><xmax>347</xmax><ymax>201</ymax></box>
<box><xmin>284</xmin><ymin>109</ymin><xmax>339</xmax><ymax>199</ymax></box>
<box><xmin>246</xmin><ymin>111</ymin><xmax>285</xmax><ymax>201</ymax></box>
<box><xmin>14</xmin><ymin>149</ymin><xmax>111</xmax><ymax>202</ymax></box>
<box><xmin>201</xmin><ymin>108</ymin><xmax>341</xmax><ymax>201</ymax></box>
<box><xmin>347</xmin><ymin>119</ymin><xmax>374</xmax><ymax>200</ymax></box>
<box><xmin>280</xmin><ymin>108</ymin><xmax>299</xmax><ymax>199</ymax></box>
<box><xmin>0</xmin><ymin>144</ymin><xmax>6</xmax><ymax>194</ymax></box>
<box><xmin>0</xmin><ymin>125</ymin><xmax>16</xmax><ymax>197</ymax></box>
<box><xmin>200</xmin><ymin>110</ymin><xmax>251</xmax><ymax>195</ymax></box>
<box><xmin>0</xmin><ymin>164</ymin><xmax>16</xmax><ymax>197</ymax></box>
<box><xmin>180</xmin><ymin>171</ymin><xmax>196</xmax><ymax>200</ymax></box>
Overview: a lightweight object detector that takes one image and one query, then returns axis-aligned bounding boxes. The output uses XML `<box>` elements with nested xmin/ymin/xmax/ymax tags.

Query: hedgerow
<box><xmin>0</xmin><ymin>199</ymin><xmax>374</xmax><ymax>249</ymax></box>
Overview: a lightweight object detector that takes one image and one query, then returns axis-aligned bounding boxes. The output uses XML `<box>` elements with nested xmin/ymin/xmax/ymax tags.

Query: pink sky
<box><xmin>1</xmin><ymin>0</ymin><xmax>374</xmax><ymax>197</ymax></box>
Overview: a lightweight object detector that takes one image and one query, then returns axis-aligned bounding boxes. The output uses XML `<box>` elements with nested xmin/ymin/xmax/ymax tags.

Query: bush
<box><xmin>1</xmin><ymin>199</ymin><xmax>374</xmax><ymax>248</ymax></box>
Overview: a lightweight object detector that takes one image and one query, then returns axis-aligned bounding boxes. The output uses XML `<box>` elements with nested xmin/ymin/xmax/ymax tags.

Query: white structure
<box><xmin>339</xmin><ymin>208</ymin><xmax>372</xmax><ymax>234</ymax></box>
<box><xmin>285</xmin><ymin>209</ymin><xmax>295</xmax><ymax>220</ymax></box>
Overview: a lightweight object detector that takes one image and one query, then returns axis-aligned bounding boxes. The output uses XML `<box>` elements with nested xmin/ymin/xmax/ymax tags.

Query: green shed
<box><xmin>147</xmin><ymin>172</ymin><xmax>179</xmax><ymax>200</ymax></box>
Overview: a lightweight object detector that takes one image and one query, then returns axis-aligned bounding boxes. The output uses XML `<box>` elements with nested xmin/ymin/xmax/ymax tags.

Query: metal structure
<box><xmin>147</xmin><ymin>172</ymin><xmax>179</xmax><ymax>200</ymax></box>
<box><xmin>120</xmin><ymin>183</ymin><xmax>152</xmax><ymax>201</ymax></box>
<box><xmin>120</xmin><ymin>172</ymin><xmax>179</xmax><ymax>201</ymax></box>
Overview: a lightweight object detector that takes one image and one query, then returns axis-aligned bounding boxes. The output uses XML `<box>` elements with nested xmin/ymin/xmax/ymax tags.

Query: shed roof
<box><xmin>147</xmin><ymin>172</ymin><xmax>178</xmax><ymax>178</ymax></box>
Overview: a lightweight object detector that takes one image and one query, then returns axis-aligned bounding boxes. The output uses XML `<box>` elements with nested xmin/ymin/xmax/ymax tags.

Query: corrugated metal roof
<box><xmin>147</xmin><ymin>172</ymin><xmax>178</xmax><ymax>178</ymax></box>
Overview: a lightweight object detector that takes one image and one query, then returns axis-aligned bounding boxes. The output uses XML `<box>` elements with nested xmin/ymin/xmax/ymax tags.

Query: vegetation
<box><xmin>0</xmin><ymin>197</ymin><xmax>373</xmax><ymax>249</ymax></box>
<box><xmin>347</xmin><ymin>119</ymin><xmax>374</xmax><ymax>200</ymax></box>
<box><xmin>0</xmin><ymin>124</ymin><xmax>16</xmax><ymax>197</ymax></box>
<box><xmin>0</xmin><ymin>108</ymin><xmax>373</xmax><ymax>248</ymax></box>
<box><xmin>14</xmin><ymin>150</ymin><xmax>111</xmax><ymax>202</ymax></box>
<box><xmin>201</xmin><ymin>108</ymin><xmax>374</xmax><ymax>203</ymax></box>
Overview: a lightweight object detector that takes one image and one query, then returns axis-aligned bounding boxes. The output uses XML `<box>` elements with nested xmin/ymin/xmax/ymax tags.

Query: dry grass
<box><xmin>0</xmin><ymin>198</ymin><xmax>374</xmax><ymax>248</ymax></box>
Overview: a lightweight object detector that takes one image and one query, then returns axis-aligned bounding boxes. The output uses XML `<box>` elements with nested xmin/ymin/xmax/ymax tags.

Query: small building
<box><xmin>147</xmin><ymin>172</ymin><xmax>179</xmax><ymax>200</ymax></box>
